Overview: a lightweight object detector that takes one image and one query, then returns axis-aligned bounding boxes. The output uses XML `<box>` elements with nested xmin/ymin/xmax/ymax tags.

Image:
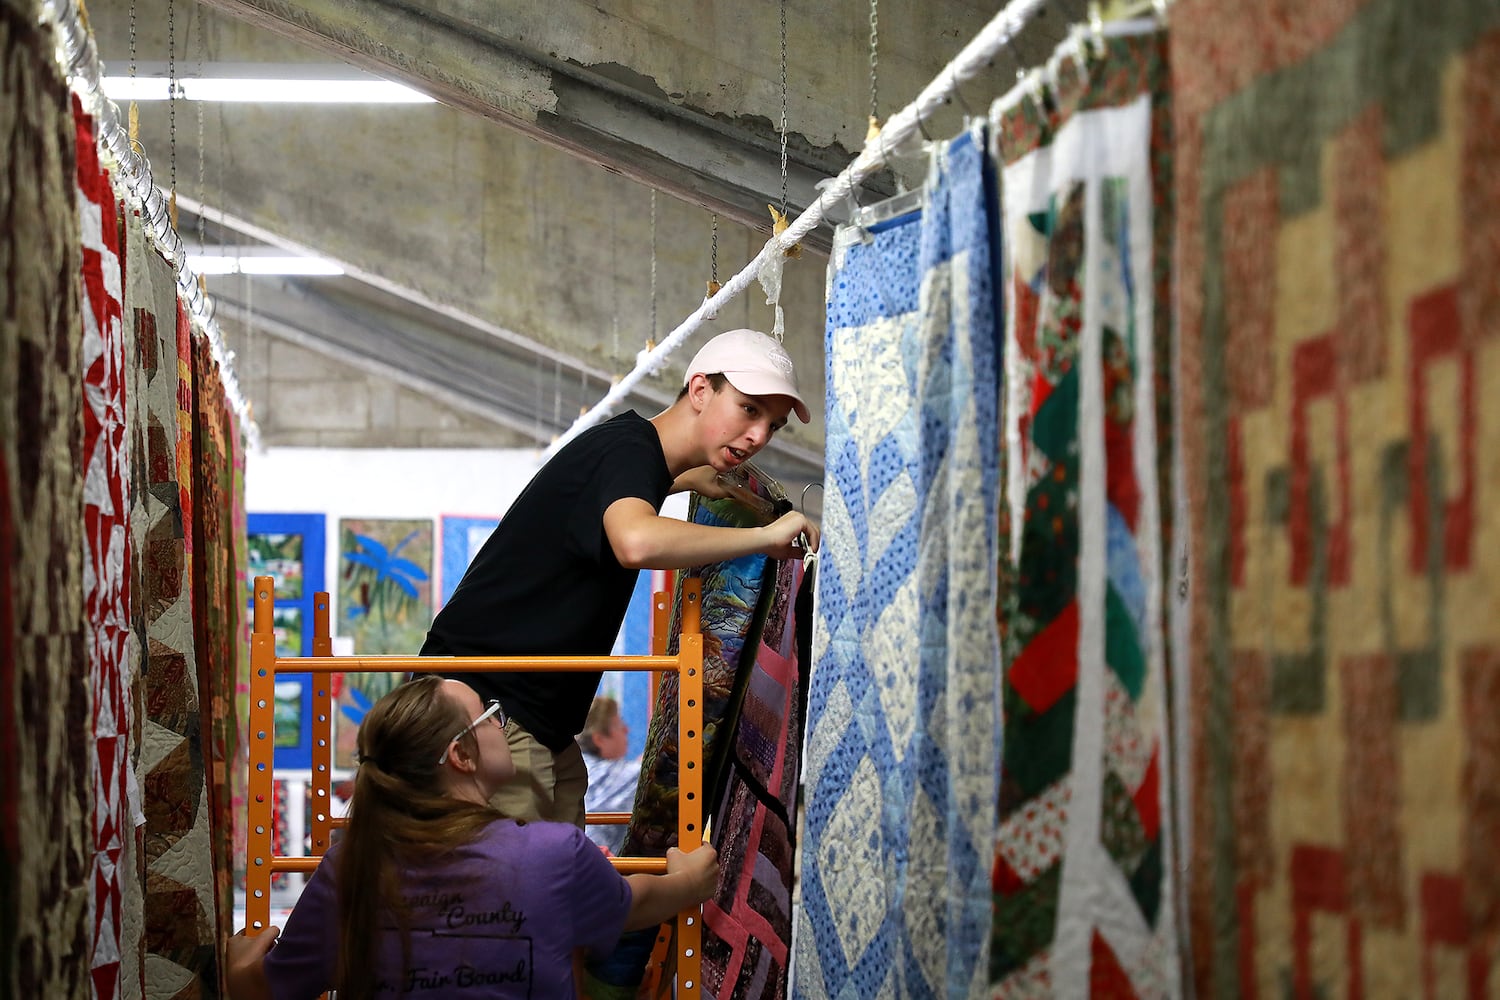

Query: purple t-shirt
<box><xmin>264</xmin><ymin>819</ymin><xmax>631</xmax><ymax>999</ymax></box>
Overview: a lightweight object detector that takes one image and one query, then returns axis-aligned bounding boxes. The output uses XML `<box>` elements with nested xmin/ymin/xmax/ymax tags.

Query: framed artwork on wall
<box><xmin>438</xmin><ymin>514</ymin><xmax>500</xmax><ymax>607</ymax></box>
<box><xmin>246</xmin><ymin>512</ymin><xmax>327</xmax><ymax>770</ymax></box>
<box><xmin>335</xmin><ymin>518</ymin><xmax>433</xmax><ymax>767</ymax></box>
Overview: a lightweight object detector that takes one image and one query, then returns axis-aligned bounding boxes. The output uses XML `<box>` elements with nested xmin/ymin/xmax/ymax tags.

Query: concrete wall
<box><xmin>224</xmin><ymin>315</ymin><xmax>535</xmax><ymax>447</ymax></box>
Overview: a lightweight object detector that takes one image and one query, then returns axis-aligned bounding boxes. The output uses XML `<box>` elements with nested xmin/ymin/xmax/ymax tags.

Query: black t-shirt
<box><xmin>421</xmin><ymin>411</ymin><xmax>674</xmax><ymax>750</ymax></box>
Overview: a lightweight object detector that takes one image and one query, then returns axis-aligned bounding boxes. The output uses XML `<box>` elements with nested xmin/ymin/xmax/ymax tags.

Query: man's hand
<box><xmin>666</xmin><ymin>844</ymin><xmax>720</xmax><ymax>904</ymax></box>
<box><xmin>760</xmin><ymin>511</ymin><xmax>820</xmax><ymax>561</ymax></box>
<box><xmin>225</xmin><ymin>926</ymin><xmax>278</xmax><ymax>1000</ymax></box>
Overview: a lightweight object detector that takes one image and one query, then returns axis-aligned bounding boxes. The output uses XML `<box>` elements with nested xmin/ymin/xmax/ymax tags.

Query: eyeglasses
<box><xmin>438</xmin><ymin>699</ymin><xmax>507</xmax><ymax>764</ymax></box>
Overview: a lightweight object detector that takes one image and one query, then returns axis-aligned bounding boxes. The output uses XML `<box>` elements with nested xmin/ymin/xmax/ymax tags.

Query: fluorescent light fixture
<box><xmin>188</xmin><ymin>254</ymin><xmax>345</xmax><ymax>276</ymax></box>
<box><xmin>101</xmin><ymin>63</ymin><xmax>434</xmax><ymax>104</ymax></box>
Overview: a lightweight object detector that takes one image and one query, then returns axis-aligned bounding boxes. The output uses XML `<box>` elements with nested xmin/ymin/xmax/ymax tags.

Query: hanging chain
<box><xmin>532</xmin><ymin>355</ymin><xmax>542</xmax><ymax>445</ymax></box>
<box><xmin>868</xmin><ymin>0</ymin><xmax>879</xmax><ymax>122</ymax></box>
<box><xmin>127</xmin><ymin>0</ymin><xmax>141</xmax><ymax>148</ymax></box>
<box><xmin>704</xmin><ymin>211</ymin><xmax>720</xmax><ymax>316</ymax></box>
<box><xmin>168</xmin><ymin>0</ymin><xmax>177</xmax><ymax>201</ymax></box>
<box><xmin>649</xmin><ymin>189</ymin><xmax>658</xmax><ymax>345</ymax></box>
<box><xmin>196</xmin><ymin>8</ymin><xmax>206</xmax><ymax>252</ymax></box>
<box><xmin>710</xmin><ymin>214</ymin><xmax>719</xmax><ymax>284</ymax></box>
<box><xmin>778</xmin><ymin>0</ymin><xmax>789</xmax><ymax>217</ymax></box>
<box><xmin>128</xmin><ymin>0</ymin><xmax>137</xmax><ymax>76</ymax></box>
<box><xmin>610</xmin><ymin>196</ymin><xmax>620</xmax><ymax>358</ymax></box>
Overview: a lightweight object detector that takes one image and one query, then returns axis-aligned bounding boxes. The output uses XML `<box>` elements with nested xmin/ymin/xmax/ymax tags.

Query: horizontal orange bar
<box><xmin>269</xmin><ymin>655</ymin><xmax>680</xmax><ymax>674</ymax></box>
<box><xmin>275</xmin><ymin>852</ymin><xmax>664</xmax><ymax>874</ymax></box>
<box><xmin>586</xmin><ymin>812</ymin><xmax>631</xmax><ymax>825</ymax></box>
<box><xmin>323</xmin><ymin>810</ymin><xmax>624</xmax><ymax>829</ymax></box>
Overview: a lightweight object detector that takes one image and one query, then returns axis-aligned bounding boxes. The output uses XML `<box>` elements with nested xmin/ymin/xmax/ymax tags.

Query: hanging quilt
<box><xmin>0</xmin><ymin>12</ymin><xmax>88</xmax><ymax>996</ymax></box>
<box><xmin>190</xmin><ymin>327</ymin><xmax>241</xmax><ymax>976</ymax></box>
<box><xmin>701</xmin><ymin>557</ymin><xmax>808</xmax><ymax>1000</ymax></box>
<box><xmin>118</xmin><ymin>208</ymin><xmax>166</xmax><ymax>1000</ymax></box>
<box><xmin>1174</xmin><ymin>0</ymin><xmax>1500</xmax><ymax>994</ymax></box>
<box><xmin>796</xmin><ymin>123</ymin><xmax>1002</xmax><ymax>999</ymax></box>
<box><xmin>129</xmin><ymin>215</ymin><xmax>223</xmax><ymax>998</ymax></box>
<box><xmin>991</xmin><ymin>30</ymin><xmax>1178</xmax><ymax>998</ymax></box>
<box><xmin>77</xmin><ymin>94</ymin><xmax>136</xmax><ymax>1000</ymax></box>
<box><xmin>585</xmin><ymin>483</ymin><xmax>789</xmax><ymax>998</ymax></box>
<box><xmin>228</xmin><ymin>410</ymin><xmax>250</xmax><ymax>891</ymax></box>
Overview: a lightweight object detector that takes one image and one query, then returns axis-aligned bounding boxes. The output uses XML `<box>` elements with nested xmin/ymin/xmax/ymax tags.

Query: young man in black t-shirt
<box><xmin>421</xmin><ymin>328</ymin><xmax>820</xmax><ymax>826</ymax></box>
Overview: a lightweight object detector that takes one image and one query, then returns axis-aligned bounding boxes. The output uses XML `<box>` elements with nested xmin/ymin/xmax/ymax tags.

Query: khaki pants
<box><xmin>488</xmin><ymin>717</ymin><xmax>588</xmax><ymax>828</ymax></box>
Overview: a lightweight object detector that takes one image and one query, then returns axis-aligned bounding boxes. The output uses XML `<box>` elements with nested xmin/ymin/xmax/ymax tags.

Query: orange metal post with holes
<box><xmin>310</xmin><ymin>594</ymin><xmax>333</xmax><ymax>855</ymax></box>
<box><xmin>244</xmin><ymin>575</ymin><xmax>708</xmax><ymax>995</ymax></box>
<box><xmin>650</xmin><ymin>582</ymin><xmax>672</xmax><ymax>743</ymax></box>
<box><xmin>676</xmin><ymin>581</ymin><xmax>705</xmax><ymax>998</ymax></box>
<box><xmin>652</xmin><ymin>588</ymin><xmax>672</xmax><ymax>657</ymax></box>
<box><xmin>247</xmin><ymin>577</ymin><xmax>276</xmax><ymax>933</ymax></box>
<box><xmin>639</xmin><ymin>580</ymin><xmax>704</xmax><ymax>999</ymax></box>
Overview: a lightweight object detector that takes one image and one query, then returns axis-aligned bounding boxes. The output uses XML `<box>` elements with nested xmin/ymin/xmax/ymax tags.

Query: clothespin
<box><xmin>767</xmin><ymin>205</ymin><xmax>803</xmax><ymax>260</ymax></box>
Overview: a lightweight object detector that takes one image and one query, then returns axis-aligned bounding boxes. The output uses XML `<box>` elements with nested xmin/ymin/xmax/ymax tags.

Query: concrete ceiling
<box><xmin>85</xmin><ymin>0</ymin><xmax>1088</xmax><ymax>494</ymax></box>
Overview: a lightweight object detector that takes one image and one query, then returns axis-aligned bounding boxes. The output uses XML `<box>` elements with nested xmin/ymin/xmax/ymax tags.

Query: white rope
<box><xmin>543</xmin><ymin>0</ymin><xmax>1051</xmax><ymax>459</ymax></box>
<box><xmin>40</xmin><ymin>0</ymin><xmax>262</xmax><ymax>450</ymax></box>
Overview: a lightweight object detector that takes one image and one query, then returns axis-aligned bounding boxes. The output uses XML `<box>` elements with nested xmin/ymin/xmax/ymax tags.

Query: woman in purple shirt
<box><xmin>226</xmin><ymin>675</ymin><xmax>717</xmax><ymax>1000</ymax></box>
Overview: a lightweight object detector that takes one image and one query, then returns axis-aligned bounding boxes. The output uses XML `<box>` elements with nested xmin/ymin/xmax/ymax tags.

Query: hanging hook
<box><xmin>947</xmin><ymin>73</ymin><xmax>977</xmax><ymax>122</ymax></box>
<box><xmin>1087</xmin><ymin>2</ymin><xmax>1107</xmax><ymax>58</ymax></box>
<box><xmin>817</xmin><ymin>176</ymin><xmax>863</xmax><ymax>228</ymax></box>
<box><xmin>916</xmin><ymin>106</ymin><xmax>935</xmax><ymax>142</ymax></box>
<box><xmin>1003</xmin><ymin>34</ymin><xmax>1027</xmax><ymax>85</ymax></box>
<box><xmin>1070</xmin><ymin>24</ymin><xmax>1089</xmax><ymax>73</ymax></box>
<box><xmin>142</xmin><ymin>193</ymin><xmax>168</xmax><ymax>231</ymax></box>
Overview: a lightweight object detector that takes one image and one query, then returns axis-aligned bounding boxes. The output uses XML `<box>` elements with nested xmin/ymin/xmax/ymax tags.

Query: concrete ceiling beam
<box><xmin>194</xmin><ymin>0</ymin><xmax>889</xmax><ymax>254</ymax></box>
<box><xmin>213</xmin><ymin>273</ymin><xmax>825</xmax><ymax>484</ymax></box>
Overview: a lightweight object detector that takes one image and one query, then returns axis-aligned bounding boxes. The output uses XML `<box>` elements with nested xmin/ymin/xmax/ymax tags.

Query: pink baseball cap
<box><xmin>683</xmin><ymin>328</ymin><xmax>811</xmax><ymax>423</ymax></box>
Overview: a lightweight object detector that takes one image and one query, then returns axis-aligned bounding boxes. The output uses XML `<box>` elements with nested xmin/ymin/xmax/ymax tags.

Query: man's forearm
<box><xmin>612</xmin><ymin>516</ymin><xmax>773</xmax><ymax>570</ymax></box>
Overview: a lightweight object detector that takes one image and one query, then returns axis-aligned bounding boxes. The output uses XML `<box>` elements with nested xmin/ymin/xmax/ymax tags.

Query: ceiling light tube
<box><xmin>101</xmin><ymin>76</ymin><xmax>434</xmax><ymax>104</ymax></box>
<box><xmin>187</xmin><ymin>254</ymin><xmax>345</xmax><ymax>276</ymax></box>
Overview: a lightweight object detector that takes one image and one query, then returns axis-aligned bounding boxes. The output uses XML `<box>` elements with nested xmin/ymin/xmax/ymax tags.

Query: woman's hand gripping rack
<box><xmin>245</xmin><ymin>575</ymin><xmax>709</xmax><ymax>998</ymax></box>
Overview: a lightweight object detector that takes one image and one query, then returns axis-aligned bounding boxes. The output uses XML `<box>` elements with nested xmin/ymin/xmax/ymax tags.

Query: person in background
<box><xmin>578</xmin><ymin>696</ymin><xmax>642</xmax><ymax>855</ymax></box>
<box><xmin>224</xmin><ymin>675</ymin><xmax>717</xmax><ymax>1000</ymax></box>
<box><xmin>421</xmin><ymin>329</ymin><xmax>820</xmax><ymax>830</ymax></box>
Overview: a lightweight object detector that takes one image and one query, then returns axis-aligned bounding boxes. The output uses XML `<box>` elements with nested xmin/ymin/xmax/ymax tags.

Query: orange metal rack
<box><xmin>245</xmin><ymin>574</ymin><xmax>707</xmax><ymax>996</ymax></box>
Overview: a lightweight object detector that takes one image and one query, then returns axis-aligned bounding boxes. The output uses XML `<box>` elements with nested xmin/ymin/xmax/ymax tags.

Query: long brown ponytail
<box><xmin>334</xmin><ymin>675</ymin><xmax>500</xmax><ymax>1000</ymax></box>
